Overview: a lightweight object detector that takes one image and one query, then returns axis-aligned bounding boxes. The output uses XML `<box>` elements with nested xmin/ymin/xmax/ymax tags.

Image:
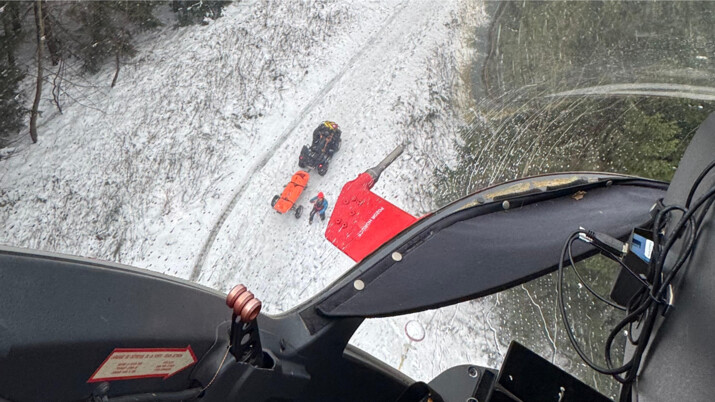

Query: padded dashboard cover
<box><xmin>0</xmin><ymin>248</ymin><xmax>227</xmax><ymax>401</ymax></box>
<box><xmin>317</xmin><ymin>177</ymin><xmax>666</xmax><ymax>318</ymax></box>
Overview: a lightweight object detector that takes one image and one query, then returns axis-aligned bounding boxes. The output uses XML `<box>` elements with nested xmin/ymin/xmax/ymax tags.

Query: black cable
<box><xmin>620</xmin><ymin>190</ymin><xmax>714</xmax><ymax>394</ymax></box>
<box><xmin>656</xmin><ymin>187</ymin><xmax>715</xmax><ymax>298</ymax></box>
<box><xmin>567</xmin><ymin>239</ymin><xmax>626</xmax><ymax>311</ymax></box>
<box><xmin>685</xmin><ymin>159</ymin><xmax>715</xmax><ymax>208</ymax></box>
<box><xmin>617</xmin><ymin>186</ymin><xmax>715</xmax><ymax>400</ymax></box>
<box><xmin>555</xmin><ymin>172</ymin><xmax>715</xmax><ymax>400</ymax></box>
<box><xmin>559</xmin><ymin>231</ymin><xmax>660</xmax><ymax>377</ymax></box>
<box><xmin>558</xmin><ymin>231</ymin><xmax>633</xmax><ymax>375</ymax></box>
<box><xmin>625</xmin><ymin>290</ymin><xmax>646</xmax><ymax>345</ymax></box>
<box><xmin>604</xmin><ymin>300</ymin><xmax>653</xmax><ymax>384</ymax></box>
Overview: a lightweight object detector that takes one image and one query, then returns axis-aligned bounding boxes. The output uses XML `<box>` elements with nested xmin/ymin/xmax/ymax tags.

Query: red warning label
<box><xmin>88</xmin><ymin>346</ymin><xmax>197</xmax><ymax>382</ymax></box>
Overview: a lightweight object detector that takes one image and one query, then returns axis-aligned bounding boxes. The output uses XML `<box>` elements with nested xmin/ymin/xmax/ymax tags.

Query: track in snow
<box><xmin>189</xmin><ymin>2</ymin><xmax>408</xmax><ymax>281</ymax></box>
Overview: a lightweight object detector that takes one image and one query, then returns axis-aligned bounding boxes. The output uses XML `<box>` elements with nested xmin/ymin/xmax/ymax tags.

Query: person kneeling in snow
<box><xmin>309</xmin><ymin>192</ymin><xmax>329</xmax><ymax>224</ymax></box>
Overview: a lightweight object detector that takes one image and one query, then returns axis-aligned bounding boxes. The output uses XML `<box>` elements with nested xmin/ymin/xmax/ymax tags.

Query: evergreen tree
<box><xmin>172</xmin><ymin>0</ymin><xmax>230</xmax><ymax>27</ymax></box>
<box><xmin>1</xmin><ymin>1</ymin><xmax>26</xmax><ymax>147</ymax></box>
<box><xmin>0</xmin><ymin>66</ymin><xmax>25</xmax><ymax>148</ymax></box>
<box><xmin>68</xmin><ymin>1</ymin><xmax>160</xmax><ymax>74</ymax></box>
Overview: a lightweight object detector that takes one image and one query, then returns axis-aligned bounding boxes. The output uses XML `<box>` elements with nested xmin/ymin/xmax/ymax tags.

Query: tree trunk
<box><xmin>111</xmin><ymin>51</ymin><xmax>120</xmax><ymax>88</ymax></box>
<box><xmin>2</xmin><ymin>4</ymin><xmax>16</xmax><ymax>66</ymax></box>
<box><xmin>41</xmin><ymin>0</ymin><xmax>61</xmax><ymax>65</ymax></box>
<box><xmin>30</xmin><ymin>0</ymin><xmax>44</xmax><ymax>144</ymax></box>
<box><xmin>8</xmin><ymin>1</ymin><xmax>22</xmax><ymax>33</ymax></box>
<box><xmin>52</xmin><ymin>59</ymin><xmax>64</xmax><ymax>114</ymax></box>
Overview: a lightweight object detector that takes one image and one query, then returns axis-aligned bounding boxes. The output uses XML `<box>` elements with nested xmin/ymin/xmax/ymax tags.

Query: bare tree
<box><xmin>30</xmin><ymin>0</ymin><xmax>44</xmax><ymax>143</ymax></box>
<box><xmin>111</xmin><ymin>49</ymin><xmax>120</xmax><ymax>88</ymax></box>
<box><xmin>52</xmin><ymin>58</ymin><xmax>64</xmax><ymax>114</ymax></box>
<box><xmin>41</xmin><ymin>1</ymin><xmax>61</xmax><ymax>65</ymax></box>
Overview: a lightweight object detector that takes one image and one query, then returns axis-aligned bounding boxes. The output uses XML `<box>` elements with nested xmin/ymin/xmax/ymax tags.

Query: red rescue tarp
<box><xmin>325</xmin><ymin>173</ymin><xmax>416</xmax><ymax>261</ymax></box>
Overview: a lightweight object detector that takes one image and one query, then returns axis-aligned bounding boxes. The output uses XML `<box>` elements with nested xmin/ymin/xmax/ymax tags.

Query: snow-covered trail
<box><xmin>189</xmin><ymin>2</ymin><xmax>409</xmax><ymax>281</ymax></box>
<box><xmin>198</xmin><ymin>0</ymin><xmax>464</xmax><ymax>309</ymax></box>
<box><xmin>1</xmin><ymin>1</ymin><xmax>396</xmax><ymax>280</ymax></box>
<box><xmin>194</xmin><ymin>0</ymin><xmax>497</xmax><ymax>382</ymax></box>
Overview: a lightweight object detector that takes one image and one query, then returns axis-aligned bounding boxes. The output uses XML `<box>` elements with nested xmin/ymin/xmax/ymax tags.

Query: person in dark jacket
<box><xmin>309</xmin><ymin>192</ymin><xmax>329</xmax><ymax>224</ymax></box>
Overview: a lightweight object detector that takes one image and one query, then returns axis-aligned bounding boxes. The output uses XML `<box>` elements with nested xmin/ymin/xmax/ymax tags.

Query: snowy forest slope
<box><xmin>0</xmin><ymin>0</ymin><xmax>489</xmax><ymax>382</ymax></box>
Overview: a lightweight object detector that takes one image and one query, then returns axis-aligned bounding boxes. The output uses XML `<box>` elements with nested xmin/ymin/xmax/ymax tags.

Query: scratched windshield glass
<box><xmin>350</xmin><ymin>2</ymin><xmax>714</xmax><ymax>399</ymax></box>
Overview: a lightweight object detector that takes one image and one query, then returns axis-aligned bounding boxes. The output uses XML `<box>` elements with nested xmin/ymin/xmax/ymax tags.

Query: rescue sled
<box><xmin>271</xmin><ymin>170</ymin><xmax>309</xmax><ymax>218</ymax></box>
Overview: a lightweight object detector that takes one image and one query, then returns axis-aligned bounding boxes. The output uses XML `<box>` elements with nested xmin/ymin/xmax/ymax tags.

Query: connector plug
<box><xmin>578</xmin><ymin>228</ymin><xmax>628</xmax><ymax>257</ymax></box>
